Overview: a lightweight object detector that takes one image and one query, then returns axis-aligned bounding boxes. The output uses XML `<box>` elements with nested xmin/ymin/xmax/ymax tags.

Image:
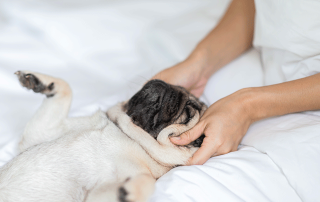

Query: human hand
<box><xmin>171</xmin><ymin>88</ymin><xmax>254</xmax><ymax>165</ymax></box>
<box><xmin>151</xmin><ymin>53</ymin><xmax>209</xmax><ymax>97</ymax></box>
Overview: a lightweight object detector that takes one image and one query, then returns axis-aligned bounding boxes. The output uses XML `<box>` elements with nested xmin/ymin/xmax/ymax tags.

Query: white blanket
<box><xmin>0</xmin><ymin>0</ymin><xmax>319</xmax><ymax>201</ymax></box>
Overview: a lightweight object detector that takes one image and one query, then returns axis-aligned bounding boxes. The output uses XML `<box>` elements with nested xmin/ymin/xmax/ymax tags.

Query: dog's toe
<box><xmin>15</xmin><ymin>71</ymin><xmax>55</xmax><ymax>96</ymax></box>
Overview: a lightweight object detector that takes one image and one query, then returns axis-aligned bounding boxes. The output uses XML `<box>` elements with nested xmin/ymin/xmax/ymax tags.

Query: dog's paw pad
<box><xmin>15</xmin><ymin>71</ymin><xmax>55</xmax><ymax>97</ymax></box>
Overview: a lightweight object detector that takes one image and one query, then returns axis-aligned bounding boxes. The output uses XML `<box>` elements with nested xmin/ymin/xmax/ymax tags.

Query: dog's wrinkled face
<box><xmin>124</xmin><ymin>80</ymin><xmax>207</xmax><ymax>146</ymax></box>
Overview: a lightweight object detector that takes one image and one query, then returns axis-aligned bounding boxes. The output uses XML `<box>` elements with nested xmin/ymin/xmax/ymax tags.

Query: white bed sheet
<box><xmin>0</xmin><ymin>0</ymin><xmax>319</xmax><ymax>201</ymax></box>
<box><xmin>150</xmin><ymin>146</ymin><xmax>300</xmax><ymax>202</ymax></box>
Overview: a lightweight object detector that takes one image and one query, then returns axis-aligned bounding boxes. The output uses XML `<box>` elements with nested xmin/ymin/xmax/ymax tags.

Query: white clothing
<box><xmin>254</xmin><ymin>0</ymin><xmax>320</xmax><ymax>85</ymax></box>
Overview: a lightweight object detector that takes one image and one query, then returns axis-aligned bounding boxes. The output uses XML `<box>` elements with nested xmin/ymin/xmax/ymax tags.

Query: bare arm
<box><xmin>194</xmin><ymin>0</ymin><xmax>255</xmax><ymax>77</ymax></box>
<box><xmin>152</xmin><ymin>0</ymin><xmax>255</xmax><ymax>97</ymax></box>
<box><xmin>248</xmin><ymin>73</ymin><xmax>320</xmax><ymax>122</ymax></box>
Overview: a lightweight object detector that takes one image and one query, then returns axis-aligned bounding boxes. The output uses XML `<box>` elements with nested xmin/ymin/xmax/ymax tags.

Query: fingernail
<box><xmin>171</xmin><ymin>136</ymin><xmax>181</xmax><ymax>140</ymax></box>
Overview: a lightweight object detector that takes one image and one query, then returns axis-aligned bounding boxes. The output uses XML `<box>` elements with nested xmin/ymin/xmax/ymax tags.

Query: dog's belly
<box><xmin>0</xmin><ymin>144</ymin><xmax>86</xmax><ymax>201</ymax></box>
<box><xmin>0</xmin><ymin>107</ymin><xmax>172</xmax><ymax>202</ymax></box>
<box><xmin>0</xmin><ymin>119</ymin><xmax>161</xmax><ymax>202</ymax></box>
<box><xmin>0</xmin><ymin>130</ymin><xmax>119</xmax><ymax>202</ymax></box>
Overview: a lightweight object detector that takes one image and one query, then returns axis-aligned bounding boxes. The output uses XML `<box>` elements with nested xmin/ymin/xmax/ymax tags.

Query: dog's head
<box><xmin>124</xmin><ymin>79</ymin><xmax>207</xmax><ymax>146</ymax></box>
<box><xmin>106</xmin><ymin>80</ymin><xmax>207</xmax><ymax>166</ymax></box>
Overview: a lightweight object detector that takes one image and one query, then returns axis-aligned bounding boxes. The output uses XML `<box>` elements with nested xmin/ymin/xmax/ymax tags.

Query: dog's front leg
<box><xmin>118</xmin><ymin>174</ymin><xmax>156</xmax><ymax>202</ymax></box>
<box><xmin>86</xmin><ymin>174</ymin><xmax>156</xmax><ymax>202</ymax></box>
<box><xmin>15</xmin><ymin>71</ymin><xmax>72</xmax><ymax>152</ymax></box>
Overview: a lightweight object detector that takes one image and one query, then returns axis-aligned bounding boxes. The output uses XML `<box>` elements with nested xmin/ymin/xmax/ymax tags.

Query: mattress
<box><xmin>0</xmin><ymin>0</ymin><xmax>319</xmax><ymax>201</ymax></box>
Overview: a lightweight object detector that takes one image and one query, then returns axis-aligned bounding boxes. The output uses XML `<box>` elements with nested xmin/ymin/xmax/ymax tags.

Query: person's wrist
<box><xmin>237</xmin><ymin>87</ymin><xmax>268</xmax><ymax>124</ymax></box>
<box><xmin>185</xmin><ymin>46</ymin><xmax>211</xmax><ymax>80</ymax></box>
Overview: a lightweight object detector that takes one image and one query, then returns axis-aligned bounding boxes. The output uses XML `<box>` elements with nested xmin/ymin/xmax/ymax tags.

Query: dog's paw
<box><xmin>15</xmin><ymin>71</ymin><xmax>55</xmax><ymax>97</ymax></box>
<box><xmin>118</xmin><ymin>186</ymin><xmax>129</xmax><ymax>202</ymax></box>
<box><xmin>118</xmin><ymin>175</ymin><xmax>155</xmax><ymax>202</ymax></box>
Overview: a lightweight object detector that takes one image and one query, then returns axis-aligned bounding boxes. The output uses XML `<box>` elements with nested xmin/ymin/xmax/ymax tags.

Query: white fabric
<box><xmin>242</xmin><ymin>113</ymin><xmax>320</xmax><ymax>202</ymax></box>
<box><xmin>254</xmin><ymin>0</ymin><xmax>320</xmax><ymax>85</ymax></box>
<box><xmin>150</xmin><ymin>146</ymin><xmax>301</xmax><ymax>202</ymax></box>
<box><xmin>0</xmin><ymin>0</ymin><xmax>319</xmax><ymax>202</ymax></box>
<box><xmin>254</xmin><ymin>0</ymin><xmax>320</xmax><ymax>58</ymax></box>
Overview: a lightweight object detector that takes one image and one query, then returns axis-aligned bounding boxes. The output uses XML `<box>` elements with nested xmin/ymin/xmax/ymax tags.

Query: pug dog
<box><xmin>0</xmin><ymin>71</ymin><xmax>207</xmax><ymax>202</ymax></box>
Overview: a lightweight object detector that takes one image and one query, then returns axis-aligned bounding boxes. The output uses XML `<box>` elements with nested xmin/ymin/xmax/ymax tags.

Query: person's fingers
<box><xmin>170</xmin><ymin>123</ymin><xmax>204</xmax><ymax>145</ymax></box>
<box><xmin>231</xmin><ymin>145</ymin><xmax>238</xmax><ymax>152</ymax></box>
<box><xmin>187</xmin><ymin>142</ymin><xmax>216</xmax><ymax>165</ymax></box>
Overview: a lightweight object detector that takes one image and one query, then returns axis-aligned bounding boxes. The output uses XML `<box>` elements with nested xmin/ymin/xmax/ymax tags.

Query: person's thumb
<box><xmin>170</xmin><ymin>123</ymin><xmax>204</xmax><ymax>145</ymax></box>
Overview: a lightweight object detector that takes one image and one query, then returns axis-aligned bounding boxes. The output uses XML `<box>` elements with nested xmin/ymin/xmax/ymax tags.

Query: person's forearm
<box><xmin>244</xmin><ymin>73</ymin><xmax>320</xmax><ymax>122</ymax></box>
<box><xmin>189</xmin><ymin>0</ymin><xmax>255</xmax><ymax>79</ymax></box>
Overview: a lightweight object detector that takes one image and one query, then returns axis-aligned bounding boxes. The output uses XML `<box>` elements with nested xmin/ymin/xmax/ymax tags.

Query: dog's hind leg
<box><xmin>15</xmin><ymin>71</ymin><xmax>72</xmax><ymax>152</ymax></box>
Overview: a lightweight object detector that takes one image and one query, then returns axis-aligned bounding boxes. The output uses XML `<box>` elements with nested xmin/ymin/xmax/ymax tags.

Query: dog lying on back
<box><xmin>0</xmin><ymin>71</ymin><xmax>207</xmax><ymax>202</ymax></box>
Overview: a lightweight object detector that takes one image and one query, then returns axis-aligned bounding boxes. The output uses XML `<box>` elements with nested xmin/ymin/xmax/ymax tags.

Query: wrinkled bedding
<box><xmin>0</xmin><ymin>0</ymin><xmax>319</xmax><ymax>201</ymax></box>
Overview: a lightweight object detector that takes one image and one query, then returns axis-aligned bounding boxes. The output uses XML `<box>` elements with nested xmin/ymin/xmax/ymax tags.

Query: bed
<box><xmin>0</xmin><ymin>0</ymin><xmax>319</xmax><ymax>201</ymax></box>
